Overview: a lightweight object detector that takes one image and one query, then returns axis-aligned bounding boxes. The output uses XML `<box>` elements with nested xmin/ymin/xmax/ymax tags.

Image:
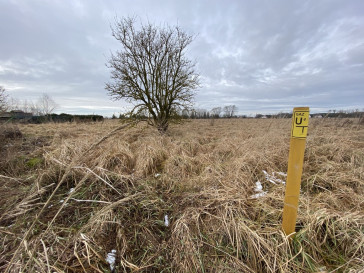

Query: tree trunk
<box><xmin>156</xmin><ymin>119</ymin><xmax>169</xmax><ymax>133</ymax></box>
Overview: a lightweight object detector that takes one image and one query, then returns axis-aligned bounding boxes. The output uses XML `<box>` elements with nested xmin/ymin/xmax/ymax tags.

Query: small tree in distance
<box><xmin>0</xmin><ymin>86</ymin><xmax>8</xmax><ymax>112</ymax></box>
<box><xmin>210</xmin><ymin>107</ymin><xmax>222</xmax><ymax>118</ymax></box>
<box><xmin>223</xmin><ymin>105</ymin><xmax>238</xmax><ymax>118</ymax></box>
<box><xmin>106</xmin><ymin>17</ymin><xmax>200</xmax><ymax>133</ymax></box>
<box><xmin>37</xmin><ymin>93</ymin><xmax>58</xmax><ymax>116</ymax></box>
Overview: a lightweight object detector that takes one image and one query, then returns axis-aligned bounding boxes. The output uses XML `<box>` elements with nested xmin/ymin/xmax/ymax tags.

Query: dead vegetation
<box><xmin>0</xmin><ymin>118</ymin><xmax>363</xmax><ymax>272</ymax></box>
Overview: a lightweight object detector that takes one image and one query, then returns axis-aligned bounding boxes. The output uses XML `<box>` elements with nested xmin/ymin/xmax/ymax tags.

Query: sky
<box><xmin>1</xmin><ymin>0</ymin><xmax>363</xmax><ymax>116</ymax></box>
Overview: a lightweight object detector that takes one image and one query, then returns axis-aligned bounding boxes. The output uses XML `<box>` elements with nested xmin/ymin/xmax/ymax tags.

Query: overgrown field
<box><xmin>0</xmin><ymin>118</ymin><xmax>363</xmax><ymax>272</ymax></box>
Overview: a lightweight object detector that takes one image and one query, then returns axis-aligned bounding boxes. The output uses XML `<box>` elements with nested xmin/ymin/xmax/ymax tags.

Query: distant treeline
<box><xmin>0</xmin><ymin>111</ymin><xmax>104</xmax><ymax>123</ymax></box>
<box><xmin>183</xmin><ymin>109</ymin><xmax>364</xmax><ymax>119</ymax></box>
<box><xmin>310</xmin><ymin>111</ymin><xmax>364</xmax><ymax>118</ymax></box>
<box><xmin>31</xmin><ymin>113</ymin><xmax>104</xmax><ymax>123</ymax></box>
<box><xmin>264</xmin><ymin>111</ymin><xmax>364</xmax><ymax>119</ymax></box>
<box><xmin>115</xmin><ymin>108</ymin><xmax>364</xmax><ymax>120</ymax></box>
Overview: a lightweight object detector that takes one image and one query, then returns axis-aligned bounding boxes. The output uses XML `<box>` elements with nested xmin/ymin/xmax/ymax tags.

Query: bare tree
<box><xmin>0</xmin><ymin>86</ymin><xmax>8</xmax><ymax>112</ymax></box>
<box><xmin>181</xmin><ymin>108</ymin><xmax>190</xmax><ymax>118</ymax></box>
<box><xmin>0</xmin><ymin>90</ymin><xmax>50</xmax><ymax>116</ymax></box>
<box><xmin>106</xmin><ymin>17</ymin><xmax>200</xmax><ymax>133</ymax></box>
<box><xmin>37</xmin><ymin>93</ymin><xmax>58</xmax><ymax>116</ymax></box>
<box><xmin>223</xmin><ymin>105</ymin><xmax>238</xmax><ymax>118</ymax></box>
<box><xmin>195</xmin><ymin>108</ymin><xmax>209</xmax><ymax>119</ymax></box>
<box><xmin>210</xmin><ymin>107</ymin><xmax>222</xmax><ymax>118</ymax></box>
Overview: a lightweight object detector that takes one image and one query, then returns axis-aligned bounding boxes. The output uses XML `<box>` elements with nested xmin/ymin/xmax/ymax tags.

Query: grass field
<box><xmin>0</xmin><ymin>118</ymin><xmax>363</xmax><ymax>272</ymax></box>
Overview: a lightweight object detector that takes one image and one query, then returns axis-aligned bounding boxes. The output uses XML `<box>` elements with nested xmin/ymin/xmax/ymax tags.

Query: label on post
<box><xmin>291</xmin><ymin>109</ymin><xmax>309</xmax><ymax>138</ymax></box>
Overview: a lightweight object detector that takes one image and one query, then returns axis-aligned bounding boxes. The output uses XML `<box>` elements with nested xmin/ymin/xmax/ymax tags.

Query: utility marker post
<box><xmin>282</xmin><ymin>107</ymin><xmax>309</xmax><ymax>236</ymax></box>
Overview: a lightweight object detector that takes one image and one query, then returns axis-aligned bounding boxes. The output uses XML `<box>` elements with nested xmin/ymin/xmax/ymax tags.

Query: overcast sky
<box><xmin>1</xmin><ymin>0</ymin><xmax>363</xmax><ymax>116</ymax></box>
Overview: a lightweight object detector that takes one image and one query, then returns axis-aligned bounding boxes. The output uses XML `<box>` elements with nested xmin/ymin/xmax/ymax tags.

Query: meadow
<box><xmin>0</xmin><ymin>118</ymin><xmax>363</xmax><ymax>272</ymax></box>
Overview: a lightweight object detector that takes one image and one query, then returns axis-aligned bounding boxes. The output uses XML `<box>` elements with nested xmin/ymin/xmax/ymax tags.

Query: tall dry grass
<box><xmin>0</xmin><ymin>118</ymin><xmax>363</xmax><ymax>272</ymax></box>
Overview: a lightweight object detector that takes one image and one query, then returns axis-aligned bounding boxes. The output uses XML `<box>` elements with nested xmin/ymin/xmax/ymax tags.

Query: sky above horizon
<box><xmin>1</xmin><ymin>0</ymin><xmax>363</xmax><ymax>116</ymax></box>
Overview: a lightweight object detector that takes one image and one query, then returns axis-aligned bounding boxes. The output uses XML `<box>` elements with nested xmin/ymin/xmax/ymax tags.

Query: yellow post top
<box><xmin>291</xmin><ymin>107</ymin><xmax>309</xmax><ymax>139</ymax></box>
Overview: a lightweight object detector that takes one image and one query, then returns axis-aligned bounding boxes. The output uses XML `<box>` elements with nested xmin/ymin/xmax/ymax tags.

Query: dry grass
<box><xmin>0</xmin><ymin>118</ymin><xmax>363</xmax><ymax>272</ymax></box>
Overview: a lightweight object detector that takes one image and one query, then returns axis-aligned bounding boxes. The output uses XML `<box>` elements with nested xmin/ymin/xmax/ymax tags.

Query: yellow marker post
<box><xmin>282</xmin><ymin>107</ymin><xmax>309</xmax><ymax>236</ymax></box>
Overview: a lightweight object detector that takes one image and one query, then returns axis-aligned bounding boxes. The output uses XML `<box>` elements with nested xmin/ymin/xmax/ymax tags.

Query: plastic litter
<box><xmin>164</xmin><ymin>215</ymin><xmax>169</xmax><ymax>227</ymax></box>
<box><xmin>263</xmin><ymin>170</ymin><xmax>286</xmax><ymax>184</ymax></box>
<box><xmin>250</xmin><ymin>170</ymin><xmax>287</xmax><ymax>199</ymax></box>
<box><xmin>254</xmin><ymin>181</ymin><xmax>263</xmax><ymax>191</ymax></box>
<box><xmin>106</xmin><ymin>249</ymin><xmax>117</xmax><ymax>272</ymax></box>
<box><xmin>250</xmin><ymin>181</ymin><xmax>267</xmax><ymax>199</ymax></box>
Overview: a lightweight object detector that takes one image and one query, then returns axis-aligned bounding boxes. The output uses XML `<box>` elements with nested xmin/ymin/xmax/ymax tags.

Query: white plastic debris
<box><xmin>263</xmin><ymin>170</ymin><xmax>286</xmax><ymax>185</ymax></box>
<box><xmin>250</xmin><ymin>171</ymin><xmax>287</xmax><ymax>199</ymax></box>
<box><xmin>254</xmin><ymin>181</ymin><xmax>263</xmax><ymax>192</ymax></box>
<box><xmin>59</xmin><ymin>199</ymin><xmax>64</xmax><ymax>203</ymax></box>
<box><xmin>250</xmin><ymin>181</ymin><xmax>267</xmax><ymax>199</ymax></box>
<box><xmin>80</xmin><ymin>233</ymin><xmax>89</xmax><ymax>241</ymax></box>
<box><xmin>250</xmin><ymin>192</ymin><xmax>267</xmax><ymax>198</ymax></box>
<box><xmin>106</xmin><ymin>249</ymin><xmax>117</xmax><ymax>272</ymax></box>
<box><xmin>164</xmin><ymin>215</ymin><xmax>169</xmax><ymax>227</ymax></box>
<box><xmin>155</xmin><ymin>173</ymin><xmax>161</xmax><ymax>178</ymax></box>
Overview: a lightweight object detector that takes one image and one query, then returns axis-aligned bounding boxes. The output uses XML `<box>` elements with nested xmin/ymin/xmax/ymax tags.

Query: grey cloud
<box><xmin>0</xmin><ymin>0</ymin><xmax>363</xmax><ymax>116</ymax></box>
